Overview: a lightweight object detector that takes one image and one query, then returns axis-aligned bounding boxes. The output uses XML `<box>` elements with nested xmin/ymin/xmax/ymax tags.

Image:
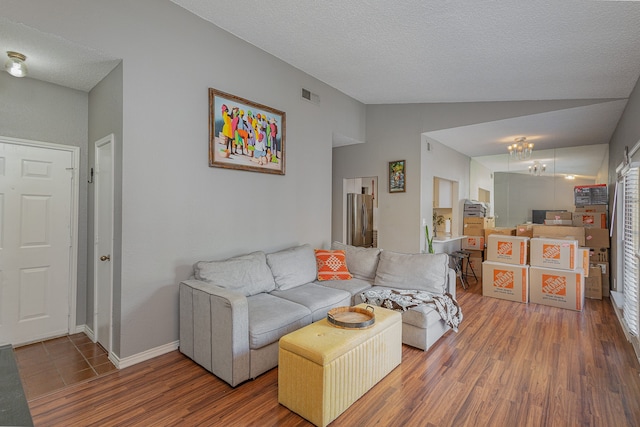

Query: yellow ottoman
<box><xmin>278</xmin><ymin>304</ymin><xmax>402</xmax><ymax>427</ymax></box>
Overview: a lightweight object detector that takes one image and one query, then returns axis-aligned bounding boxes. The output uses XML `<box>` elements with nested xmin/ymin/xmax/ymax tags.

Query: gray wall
<box><xmin>608</xmin><ymin>74</ymin><xmax>640</xmax><ymax>292</ymax></box>
<box><xmin>0</xmin><ymin>71</ymin><xmax>89</xmax><ymax>325</ymax></box>
<box><xmin>88</xmin><ymin>62</ymin><xmax>123</xmax><ymax>353</ymax></box>
<box><xmin>333</xmin><ymin>100</ymin><xmax>612</xmax><ymax>254</ymax></box>
<box><xmin>3</xmin><ymin>0</ymin><xmax>365</xmax><ymax>358</ymax></box>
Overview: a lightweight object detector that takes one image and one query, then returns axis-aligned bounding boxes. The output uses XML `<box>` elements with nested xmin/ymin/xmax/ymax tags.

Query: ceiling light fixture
<box><xmin>508</xmin><ymin>136</ymin><xmax>534</xmax><ymax>160</ymax></box>
<box><xmin>565</xmin><ymin>175</ymin><xmax>576</xmax><ymax>180</ymax></box>
<box><xmin>5</xmin><ymin>51</ymin><xmax>28</xmax><ymax>78</ymax></box>
<box><xmin>529</xmin><ymin>161</ymin><xmax>546</xmax><ymax>176</ymax></box>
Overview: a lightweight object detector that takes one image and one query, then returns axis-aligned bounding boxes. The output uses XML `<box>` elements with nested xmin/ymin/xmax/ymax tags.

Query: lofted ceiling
<box><xmin>0</xmin><ymin>17</ymin><xmax>120</xmax><ymax>92</ymax></box>
<box><xmin>3</xmin><ymin>2</ymin><xmax>640</xmax><ymax>177</ymax></box>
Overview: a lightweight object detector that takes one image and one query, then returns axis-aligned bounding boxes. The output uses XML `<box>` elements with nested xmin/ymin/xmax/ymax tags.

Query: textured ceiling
<box><xmin>171</xmin><ymin>0</ymin><xmax>640</xmax><ymax>104</ymax></box>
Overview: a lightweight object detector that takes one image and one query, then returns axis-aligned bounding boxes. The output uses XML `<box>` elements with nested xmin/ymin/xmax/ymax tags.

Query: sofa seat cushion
<box><xmin>375</xmin><ymin>251</ymin><xmax>448</xmax><ymax>294</ymax></box>
<box><xmin>402</xmin><ymin>302</ymin><xmax>445</xmax><ymax>329</ymax></box>
<box><xmin>267</xmin><ymin>244</ymin><xmax>318</xmax><ymax>290</ymax></box>
<box><xmin>247</xmin><ymin>293</ymin><xmax>312</xmax><ymax>349</ymax></box>
<box><xmin>354</xmin><ymin>286</ymin><xmax>441</xmax><ymax>329</ymax></box>
<box><xmin>331</xmin><ymin>242</ymin><xmax>381</xmax><ymax>281</ymax></box>
<box><xmin>270</xmin><ymin>284</ymin><xmax>351</xmax><ymax>321</ymax></box>
<box><xmin>317</xmin><ymin>278</ymin><xmax>373</xmax><ymax>297</ymax></box>
<box><xmin>194</xmin><ymin>251</ymin><xmax>275</xmax><ymax>296</ymax></box>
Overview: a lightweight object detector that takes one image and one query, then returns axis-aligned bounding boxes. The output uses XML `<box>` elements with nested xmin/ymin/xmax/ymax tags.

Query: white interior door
<box><xmin>94</xmin><ymin>135</ymin><xmax>114</xmax><ymax>352</ymax></box>
<box><xmin>0</xmin><ymin>138</ymin><xmax>78</xmax><ymax>346</ymax></box>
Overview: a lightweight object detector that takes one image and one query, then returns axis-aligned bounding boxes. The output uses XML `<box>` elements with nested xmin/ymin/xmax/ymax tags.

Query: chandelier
<box><xmin>507</xmin><ymin>137</ymin><xmax>533</xmax><ymax>160</ymax></box>
<box><xmin>529</xmin><ymin>161</ymin><xmax>546</xmax><ymax>176</ymax></box>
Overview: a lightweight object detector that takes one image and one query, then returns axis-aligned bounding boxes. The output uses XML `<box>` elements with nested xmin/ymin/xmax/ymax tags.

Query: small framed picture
<box><xmin>389</xmin><ymin>160</ymin><xmax>406</xmax><ymax>193</ymax></box>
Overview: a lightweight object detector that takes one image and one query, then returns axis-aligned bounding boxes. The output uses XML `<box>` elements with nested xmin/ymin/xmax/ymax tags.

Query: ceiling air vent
<box><xmin>301</xmin><ymin>88</ymin><xmax>320</xmax><ymax>105</ymax></box>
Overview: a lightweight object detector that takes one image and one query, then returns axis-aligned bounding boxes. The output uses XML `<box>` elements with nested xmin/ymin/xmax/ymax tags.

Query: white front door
<box><xmin>0</xmin><ymin>138</ymin><xmax>78</xmax><ymax>345</ymax></box>
<box><xmin>94</xmin><ymin>135</ymin><xmax>114</xmax><ymax>352</ymax></box>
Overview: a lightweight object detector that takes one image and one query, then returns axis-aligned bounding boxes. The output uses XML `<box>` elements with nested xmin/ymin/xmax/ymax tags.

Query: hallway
<box><xmin>14</xmin><ymin>333</ymin><xmax>117</xmax><ymax>400</ymax></box>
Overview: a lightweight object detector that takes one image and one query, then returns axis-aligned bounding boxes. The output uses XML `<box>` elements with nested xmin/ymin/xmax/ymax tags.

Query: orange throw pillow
<box><xmin>314</xmin><ymin>249</ymin><xmax>352</xmax><ymax>281</ymax></box>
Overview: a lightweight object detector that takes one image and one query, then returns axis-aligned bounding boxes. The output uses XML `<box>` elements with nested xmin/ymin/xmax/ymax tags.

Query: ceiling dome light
<box><xmin>5</xmin><ymin>51</ymin><xmax>28</xmax><ymax>78</ymax></box>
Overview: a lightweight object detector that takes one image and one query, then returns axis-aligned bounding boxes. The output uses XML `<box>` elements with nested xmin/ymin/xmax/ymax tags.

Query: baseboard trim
<box><xmin>111</xmin><ymin>341</ymin><xmax>179</xmax><ymax>369</ymax></box>
<box><xmin>610</xmin><ymin>296</ymin><xmax>640</xmax><ymax>363</ymax></box>
<box><xmin>80</xmin><ymin>324</ymin><xmax>96</xmax><ymax>342</ymax></box>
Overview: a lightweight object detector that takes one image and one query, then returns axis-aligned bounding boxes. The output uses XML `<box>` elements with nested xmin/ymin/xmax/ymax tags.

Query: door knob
<box><xmin>100</xmin><ymin>255</ymin><xmax>111</xmax><ymax>261</ymax></box>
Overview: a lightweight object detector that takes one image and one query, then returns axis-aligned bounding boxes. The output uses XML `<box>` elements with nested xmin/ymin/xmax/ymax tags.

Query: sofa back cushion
<box><xmin>374</xmin><ymin>251</ymin><xmax>448</xmax><ymax>294</ymax></box>
<box><xmin>331</xmin><ymin>241</ymin><xmax>381</xmax><ymax>281</ymax></box>
<box><xmin>267</xmin><ymin>244</ymin><xmax>317</xmax><ymax>290</ymax></box>
<box><xmin>194</xmin><ymin>251</ymin><xmax>276</xmax><ymax>296</ymax></box>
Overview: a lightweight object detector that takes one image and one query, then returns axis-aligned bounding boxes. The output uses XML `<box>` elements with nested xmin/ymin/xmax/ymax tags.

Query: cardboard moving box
<box><xmin>462</xmin><ymin>217</ymin><xmax>496</xmax><ymax>237</ymax></box>
<box><xmin>545</xmin><ymin>211</ymin><xmax>572</xmax><ymax>220</ymax></box>
<box><xmin>463</xmin><ymin>217</ymin><xmax>495</xmax><ymax>227</ymax></box>
<box><xmin>575</xmin><ymin>205</ymin><xmax>608</xmax><ymax>213</ymax></box>
<box><xmin>516</xmin><ymin>224</ymin><xmax>535</xmax><ymax>238</ymax></box>
<box><xmin>529</xmin><ymin>266</ymin><xmax>585</xmax><ymax>311</ymax></box>
<box><xmin>585</xmin><ymin>267</ymin><xmax>603</xmax><ymax>300</ymax></box>
<box><xmin>585</xmin><ymin>228</ymin><xmax>610</xmax><ymax>248</ymax></box>
<box><xmin>589</xmin><ymin>248</ymin><xmax>609</xmax><ymax>262</ymax></box>
<box><xmin>590</xmin><ymin>261</ymin><xmax>610</xmax><ymax>297</ymax></box>
<box><xmin>482</xmin><ymin>261</ymin><xmax>529</xmax><ymax>303</ymax></box>
<box><xmin>574</xmin><ymin>184</ymin><xmax>608</xmax><ymax>206</ymax></box>
<box><xmin>572</xmin><ymin>213</ymin><xmax>607</xmax><ymax>228</ymax></box>
<box><xmin>486</xmin><ymin>235</ymin><xmax>529</xmax><ymax>265</ymax></box>
<box><xmin>579</xmin><ymin>248</ymin><xmax>590</xmax><ymax>277</ymax></box>
<box><xmin>544</xmin><ymin>219</ymin><xmax>573</xmax><ymax>226</ymax></box>
<box><xmin>530</xmin><ymin>238</ymin><xmax>579</xmax><ymax>270</ymax></box>
<box><xmin>462</xmin><ymin>236</ymin><xmax>485</xmax><ymax>251</ymax></box>
<box><xmin>532</xmin><ymin>225</ymin><xmax>585</xmax><ymax>246</ymax></box>
<box><xmin>484</xmin><ymin>228</ymin><xmax>517</xmax><ymax>240</ymax></box>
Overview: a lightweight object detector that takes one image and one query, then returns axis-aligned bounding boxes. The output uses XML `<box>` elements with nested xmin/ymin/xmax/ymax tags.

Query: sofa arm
<box><xmin>179</xmin><ymin>279</ymin><xmax>250</xmax><ymax>387</ymax></box>
<box><xmin>446</xmin><ymin>268</ymin><xmax>456</xmax><ymax>299</ymax></box>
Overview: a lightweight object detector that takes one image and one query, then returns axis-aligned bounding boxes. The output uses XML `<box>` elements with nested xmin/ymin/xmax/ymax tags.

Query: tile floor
<box><xmin>13</xmin><ymin>333</ymin><xmax>117</xmax><ymax>400</ymax></box>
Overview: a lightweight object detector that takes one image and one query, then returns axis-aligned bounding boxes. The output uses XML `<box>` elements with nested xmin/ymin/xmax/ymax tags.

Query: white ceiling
<box><xmin>0</xmin><ymin>17</ymin><xmax>120</xmax><ymax>92</ymax></box>
<box><xmin>3</xmin><ymin>2</ymin><xmax>640</xmax><ymax>176</ymax></box>
<box><xmin>171</xmin><ymin>0</ymin><xmax>640</xmax><ymax>104</ymax></box>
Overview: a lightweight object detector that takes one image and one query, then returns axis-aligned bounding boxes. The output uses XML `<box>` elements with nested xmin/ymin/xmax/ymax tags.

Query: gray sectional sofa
<box><xmin>179</xmin><ymin>242</ymin><xmax>456</xmax><ymax>387</ymax></box>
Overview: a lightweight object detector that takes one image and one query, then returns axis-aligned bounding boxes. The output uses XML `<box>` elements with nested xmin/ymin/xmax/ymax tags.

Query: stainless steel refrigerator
<box><xmin>347</xmin><ymin>193</ymin><xmax>374</xmax><ymax>247</ymax></box>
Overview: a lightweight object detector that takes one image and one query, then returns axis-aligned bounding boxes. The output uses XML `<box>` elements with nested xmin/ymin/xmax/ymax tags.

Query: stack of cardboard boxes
<box><xmin>482</xmin><ymin>234</ymin><xmax>590</xmax><ymax>311</ymax></box>
<box><xmin>482</xmin><ymin>235</ymin><xmax>530</xmax><ymax>303</ymax></box>
<box><xmin>529</xmin><ymin>238</ymin><xmax>587</xmax><ymax>311</ymax></box>
<box><xmin>481</xmin><ymin>183</ymin><xmax>610</xmax><ymax>310</ymax></box>
<box><xmin>461</xmin><ymin>217</ymin><xmax>494</xmax><ymax>278</ymax></box>
<box><xmin>462</xmin><ymin>218</ymin><xmax>520</xmax><ymax>277</ymax></box>
<box><xmin>574</xmin><ymin>204</ymin><xmax>610</xmax><ymax>299</ymax></box>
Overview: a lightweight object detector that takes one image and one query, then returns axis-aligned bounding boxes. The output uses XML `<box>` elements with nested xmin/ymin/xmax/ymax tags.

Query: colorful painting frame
<box><xmin>209</xmin><ymin>88</ymin><xmax>286</xmax><ymax>175</ymax></box>
<box><xmin>389</xmin><ymin>160</ymin><xmax>406</xmax><ymax>193</ymax></box>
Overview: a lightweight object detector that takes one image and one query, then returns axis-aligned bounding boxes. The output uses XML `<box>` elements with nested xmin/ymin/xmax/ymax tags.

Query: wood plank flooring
<box><xmin>24</xmin><ymin>279</ymin><xmax>640</xmax><ymax>426</ymax></box>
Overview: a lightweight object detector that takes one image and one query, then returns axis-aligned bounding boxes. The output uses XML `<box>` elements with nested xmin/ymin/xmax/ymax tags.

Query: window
<box><xmin>621</xmin><ymin>163</ymin><xmax>639</xmax><ymax>337</ymax></box>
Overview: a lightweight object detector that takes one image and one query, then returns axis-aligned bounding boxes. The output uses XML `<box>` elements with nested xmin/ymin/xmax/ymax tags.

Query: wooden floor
<box><xmin>23</xmin><ymin>279</ymin><xmax>640</xmax><ymax>426</ymax></box>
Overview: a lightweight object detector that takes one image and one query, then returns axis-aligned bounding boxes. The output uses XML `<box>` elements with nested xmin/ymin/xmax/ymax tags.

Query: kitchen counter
<box><xmin>432</xmin><ymin>236</ymin><xmax>466</xmax><ymax>243</ymax></box>
<box><xmin>432</xmin><ymin>235</ymin><xmax>466</xmax><ymax>254</ymax></box>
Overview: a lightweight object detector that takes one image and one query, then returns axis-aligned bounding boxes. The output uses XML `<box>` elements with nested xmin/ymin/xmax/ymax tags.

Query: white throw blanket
<box><xmin>360</xmin><ymin>289</ymin><xmax>463</xmax><ymax>332</ymax></box>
